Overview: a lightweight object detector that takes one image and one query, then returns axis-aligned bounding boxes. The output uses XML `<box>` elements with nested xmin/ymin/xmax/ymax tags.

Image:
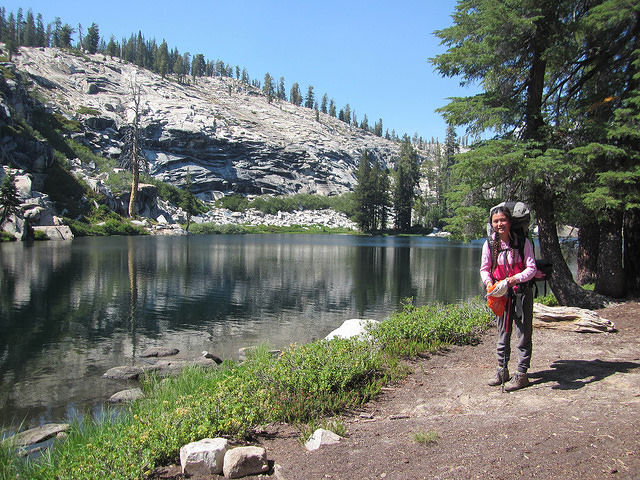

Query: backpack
<box><xmin>487</xmin><ymin>201</ymin><xmax>553</xmax><ymax>297</ymax></box>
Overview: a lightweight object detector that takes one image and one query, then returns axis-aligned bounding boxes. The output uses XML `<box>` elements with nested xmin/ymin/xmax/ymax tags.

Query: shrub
<box><xmin>370</xmin><ymin>298</ymin><xmax>491</xmax><ymax>357</ymax></box>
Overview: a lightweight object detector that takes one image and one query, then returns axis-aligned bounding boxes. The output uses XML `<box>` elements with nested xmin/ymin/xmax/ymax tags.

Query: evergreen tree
<box><xmin>360</xmin><ymin>114</ymin><xmax>369</xmax><ymax>131</ymax></box>
<box><xmin>23</xmin><ymin>9</ymin><xmax>35</xmax><ymax>46</ymax></box>
<box><xmin>84</xmin><ymin>22</ymin><xmax>99</xmax><ymax>54</ymax></box>
<box><xmin>277</xmin><ymin>76</ymin><xmax>286</xmax><ymax>101</ymax></box>
<box><xmin>304</xmin><ymin>85</ymin><xmax>314</xmax><ymax>108</ymax></box>
<box><xmin>191</xmin><ymin>53</ymin><xmax>206</xmax><ymax>80</ymax></box>
<box><xmin>290</xmin><ymin>82</ymin><xmax>302</xmax><ymax>106</ymax></box>
<box><xmin>343</xmin><ymin>104</ymin><xmax>351</xmax><ymax>125</ymax></box>
<box><xmin>320</xmin><ymin>93</ymin><xmax>328</xmax><ymax>113</ymax></box>
<box><xmin>431</xmin><ymin>0</ymin><xmax>640</xmax><ymax>306</ymax></box>
<box><xmin>16</xmin><ymin>8</ymin><xmax>22</xmax><ymax>45</ymax></box>
<box><xmin>392</xmin><ymin>137</ymin><xmax>420</xmax><ymax>232</ymax></box>
<box><xmin>263</xmin><ymin>72</ymin><xmax>275</xmax><ymax>103</ymax></box>
<box><xmin>182</xmin><ymin>52</ymin><xmax>191</xmax><ymax>76</ymax></box>
<box><xmin>0</xmin><ymin>172</ymin><xmax>20</xmax><ymax>228</ymax></box>
<box><xmin>35</xmin><ymin>13</ymin><xmax>45</xmax><ymax>46</ymax></box>
<box><xmin>329</xmin><ymin>99</ymin><xmax>336</xmax><ymax>117</ymax></box>
<box><xmin>156</xmin><ymin>40</ymin><xmax>169</xmax><ymax>77</ymax></box>
<box><xmin>354</xmin><ymin>151</ymin><xmax>375</xmax><ymax>232</ymax></box>
<box><xmin>173</xmin><ymin>54</ymin><xmax>186</xmax><ymax>83</ymax></box>
<box><xmin>58</xmin><ymin>23</ymin><xmax>74</xmax><ymax>49</ymax></box>
<box><xmin>354</xmin><ymin>151</ymin><xmax>390</xmax><ymax>232</ymax></box>
<box><xmin>374</xmin><ymin>118</ymin><xmax>383</xmax><ymax>137</ymax></box>
<box><xmin>179</xmin><ymin>169</ymin><xmax>199</xmax><ymax>233</ymax></box>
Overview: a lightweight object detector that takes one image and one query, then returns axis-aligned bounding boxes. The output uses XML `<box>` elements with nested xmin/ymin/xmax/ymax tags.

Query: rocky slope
<box><xmin>10</xmin><ymin>46</ymin><xmax>409</xmax><ymax>199</ymax></box>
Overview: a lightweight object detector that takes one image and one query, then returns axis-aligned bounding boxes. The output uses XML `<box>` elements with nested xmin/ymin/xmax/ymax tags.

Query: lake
<box><xmin>0</xmin><ymin>234</ymin><xmax>487</xmax><ymax>431</ymax></box>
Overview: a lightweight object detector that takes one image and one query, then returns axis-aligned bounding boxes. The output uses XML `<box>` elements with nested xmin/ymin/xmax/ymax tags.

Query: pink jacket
<box><xmin>480</xmin><ymin>238</ymin><xmax>537</xmax><ymax>288</ymax></box>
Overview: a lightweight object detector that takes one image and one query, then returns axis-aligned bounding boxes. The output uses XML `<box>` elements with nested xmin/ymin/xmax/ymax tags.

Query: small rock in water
<box><xmin>140</xmin><ymin>346</ymin><xmax>179</xmax><ymax>358</ymax></box>
<box><xmin>202</xmin><ymin>351</ymin><xmax>223</xmax><ymax>364</ymax></box>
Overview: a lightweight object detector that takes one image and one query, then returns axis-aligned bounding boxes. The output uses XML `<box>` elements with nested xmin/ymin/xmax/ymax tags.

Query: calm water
<box><xmin>0</xmin><ymin>234</ymin><xmax>486</xmax><ymax>431</ymax></box>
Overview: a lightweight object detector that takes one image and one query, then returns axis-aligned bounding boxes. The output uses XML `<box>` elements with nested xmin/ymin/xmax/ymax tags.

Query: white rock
<box><xmin>223</xmin><ymin>446</ymin><xmax>269</xmax><ymax>479</ymax></box>
<box><xmin>304</xmin><ymin>428</ymin><xmax>342</xmax><ymax>451</ymax></box>
<box><xmin>324</xmin><ymin>319</ymin><xmax>379</xmax><ymax>341</ymax></box>
<box><xmin>180</xmin><ymin>438</ymin><xmax>228</xmax><ymax>476</ymax></box>
<box><xmin>108</xmin><ymin>388</ymin><xmax>143</xmax><ymax>403</ymax></box>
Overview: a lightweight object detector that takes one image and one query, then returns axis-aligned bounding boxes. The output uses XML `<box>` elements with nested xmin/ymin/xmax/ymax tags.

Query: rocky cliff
<box><xmin>9</xmin><ymin>46</ymin><xmax>409</xmax><ymax>199</ymax></box>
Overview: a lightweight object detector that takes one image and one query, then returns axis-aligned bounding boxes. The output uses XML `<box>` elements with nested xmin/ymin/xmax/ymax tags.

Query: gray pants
<box><xmin>496</xmin><ymin>285</ymin><xmax>533</xmax><ymax>373</ymax></box>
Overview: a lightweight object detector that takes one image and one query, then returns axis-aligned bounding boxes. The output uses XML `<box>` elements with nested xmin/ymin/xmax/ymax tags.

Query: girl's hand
<box><xmin>506</xmin><ymin>276</ymin><xmax>517</xmax><ymax>287</ymax></box>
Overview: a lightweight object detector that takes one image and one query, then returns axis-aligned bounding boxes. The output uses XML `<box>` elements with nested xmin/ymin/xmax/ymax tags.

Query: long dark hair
<box><xmin>490</xmin><ymin>205</ymin><xmax>513</xmax><ymax>271</ymax></box>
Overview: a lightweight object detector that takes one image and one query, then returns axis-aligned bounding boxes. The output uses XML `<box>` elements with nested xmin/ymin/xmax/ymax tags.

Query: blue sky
<box><xmin>3</xmin><ymin>0</ymin><xmax>478</xmax><ymax>142</ymax></box>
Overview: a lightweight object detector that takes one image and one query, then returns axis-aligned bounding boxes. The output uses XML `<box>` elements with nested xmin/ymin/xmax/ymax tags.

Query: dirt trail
<box><xmin>157</xmin><ymin>302</ymin><xmax>640</xmax><ymax>480</ymax></box>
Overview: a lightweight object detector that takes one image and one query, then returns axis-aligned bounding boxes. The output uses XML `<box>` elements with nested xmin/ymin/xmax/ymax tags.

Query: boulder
<box><xmin>8</xmin><ymin>423</ymin><xmax>70</xmax><ymax>447</ymax></box>
<box><xmin>223</xmin><ymin>446</ymin><xmax>269</xmax><ymax>478</ymax></box>
<box><xmin>180</xmin><ymin>438</ymin><xmax>228</xmax><ymax>476</ymax></box>
<box><xmin>304</xmin><ymin>428</ymin><xmax>342</xmax><ymax>451</ymax></box>
<box><xmin>32</xmin><ymin>226</ymin><xmax>74</xmax><ymax>240</ymax></box>
<box><xmin>108</xmin><ymin>388</ymin><xmax>144</xmax><ymax>403</ymax></box>
<box><xmin>140</xmin><ymin>346</ymin><xmax>179</xmax><ymax>358</ymax></box>
<box><xmin>325</xmin><ymin>319</ymin><xmax>379</xmax><ymax>341</ymax></box>
<box><xmin>102</xmin><ymin>365</ymin><xmax>145</xmax><ymax>380</ymax></box>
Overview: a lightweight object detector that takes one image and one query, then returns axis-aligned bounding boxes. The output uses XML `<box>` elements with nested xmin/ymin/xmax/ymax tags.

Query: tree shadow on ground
<box><xmin>528</xmin><ymin>359</ymin><xmax>640</xmax><ymax>390</ymax></box>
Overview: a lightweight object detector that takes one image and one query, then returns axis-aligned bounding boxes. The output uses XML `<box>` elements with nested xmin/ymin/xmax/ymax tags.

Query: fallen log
<box><xmin>533</xmin><ymin>304</ymin><xmax>616</xmax><ymax>333</ymax></box>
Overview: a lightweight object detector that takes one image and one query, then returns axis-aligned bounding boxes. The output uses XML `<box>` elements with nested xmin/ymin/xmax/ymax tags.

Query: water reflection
<box><xmin>0</xmin><ymin>234</ymin><xmax>485</xmax><ymax>430</ymax></box>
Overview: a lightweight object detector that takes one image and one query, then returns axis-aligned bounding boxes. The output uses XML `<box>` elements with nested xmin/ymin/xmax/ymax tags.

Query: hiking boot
<box><xmin>504</xmin><ymin>371</ymin><xmax>529</xmax><ymax>391</ymax></box>
<box><xmin>488</xmin><ymin>367</ymin><xmax>509</xmax><ymax>386</ymax></box>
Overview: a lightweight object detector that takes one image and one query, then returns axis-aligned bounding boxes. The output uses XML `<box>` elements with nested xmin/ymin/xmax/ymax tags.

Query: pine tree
<box><xmin>84</xmin><ymin>22</ymin><xmax>99</xmax><ymax>54</ymax></box>
<box><xmin>431</xmin><ymin>0</ymin><xmax>640</xmax><ymax>306</ymax></box>
<box><xmin>191</xmin><ymin>54</ymin><xmax>206</xmax><ymax>80</ymax></box>
<box><xmin>320</xmin><ymin>93</ymin><xmax>328</xmax><ymax>113</ymax></box>
<box><xmin>304</xmin><ymin>85</ymin><xmax>314</xmax><ymax>108</ymax></box>
<box><xmin>277</xmin><ymin>76</ymin><xmax>286</xmax><ymax>101</ymax></box>
<box><xmin>156</xmin><ymin>40</ymin><xmax>169</xmax><ymax>76</ymax></box>
<box><xmin>0</xmin><ymin>172</ymin><xmax>21</xmax><ymax>228</ymax></box>
<box><xmin>329</xmin><ymin>99</ymin><xmax>336</xmax><ymax>117</ymax></box>
<box><xmin>392</xmin><ymin>137</ymin><xmax>420</xmax><ymax>232</ymax></box>
<box><xmin>374</xmin><ymin>118</ymin><xmax>383</xmax><ymax>137</ymax></box>
<box><xmin>343</xmin><ymin>104</ymin><xmax>351</xmax><ymax>125</ymax></box>
<box><xmin>263</xmin><ymin>72</ymin><xmax>275</xmax><ymax>103</ymax></box>
<box><xmin>23</xmin><ymin>9</ymin><xmax>36</xmax><ymax>46</ymax></box>
<box><xmin>290</xmin><ymin>82</ymin><xmax>302</xmax><ymax>106</ymax></box>
<box><xmin>35</xmin><ymin>13</ymin><xmax>46</xmax><ymax>47</ymax></box>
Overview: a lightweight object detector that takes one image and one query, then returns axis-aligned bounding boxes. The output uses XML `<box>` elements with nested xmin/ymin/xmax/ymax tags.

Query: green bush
<box><xmin>66</xmin><ymin>217</ymin><xmax>148</xmax><ymax>237</ymax></box>
<box><xmin>215</xmin><ymin>194</ymin><xmax>249</xmax><ymax>212</ymax></box>
<box><xmin>0</xmin><ymin>231</ymin><xmax>16</xmax><ymax>242</ymax></box>
<box><xmin>370</xmin><ymin>298</ymin><xmax>491</xmax><ymax>357</ymax></box>
<box><xmin>33</xmin><ymin>230</ymin><xmax>50</xmax><ymax>241</ymax></box>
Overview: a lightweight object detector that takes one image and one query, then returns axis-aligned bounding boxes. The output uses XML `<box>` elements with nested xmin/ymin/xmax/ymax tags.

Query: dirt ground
<box><xmin>154</xmin><ymin>301</ymin><xmax>640</xmax><ymax>480</ymax></box>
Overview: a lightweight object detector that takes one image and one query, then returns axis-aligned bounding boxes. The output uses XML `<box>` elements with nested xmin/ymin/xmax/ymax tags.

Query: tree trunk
<box><xmin>577</xmin><ymin>221</ymin><xmax>599</xmax><ymax>285</ymax></box>
<box><xmin>624</xmin><ymin>208</ymin><xmax>640</xmax><ymax>295</ymax></box>
<box><xmin>595</xmin><ymin>209</ymin><xmax>625</xmax><ymax>297</ymax></box>
<box><xmin>128</xmin><ymin>162</ymin><xmax>139</xmax><ymax>218</ymax></box>
<box><xmin>532</xmin><ymin>185</ymin><xmax>606</xmax><ymax>309</ymax></box>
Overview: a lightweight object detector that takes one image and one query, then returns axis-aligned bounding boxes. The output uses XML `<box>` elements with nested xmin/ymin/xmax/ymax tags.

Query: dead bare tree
<box><xmin>119</xmin><ymin>82</ymin><xmax>148</xmax><ymax>218</ymax></box>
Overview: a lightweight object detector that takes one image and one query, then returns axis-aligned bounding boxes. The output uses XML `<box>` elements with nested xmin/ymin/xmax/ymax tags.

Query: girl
<box><xmin>480</xmin><ymin>205</ymin><xmax>537</xmax><ymax>391</ymax></box>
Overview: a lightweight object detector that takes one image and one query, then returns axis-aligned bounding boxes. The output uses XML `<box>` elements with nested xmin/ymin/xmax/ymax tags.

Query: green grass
<box><xmin>413</xmin><ymin>430</ymin><xmax>439</xmax><ymax>445</ymax></box>
<box><xmin>0</xmin><ymin>299</ymin><xmax>492</xmax><ymax>479</ymax></box>
<box><xmin>76</xmin><ymin>106</ymin><xmax>102</xmax><ymax>116</ymax></box>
